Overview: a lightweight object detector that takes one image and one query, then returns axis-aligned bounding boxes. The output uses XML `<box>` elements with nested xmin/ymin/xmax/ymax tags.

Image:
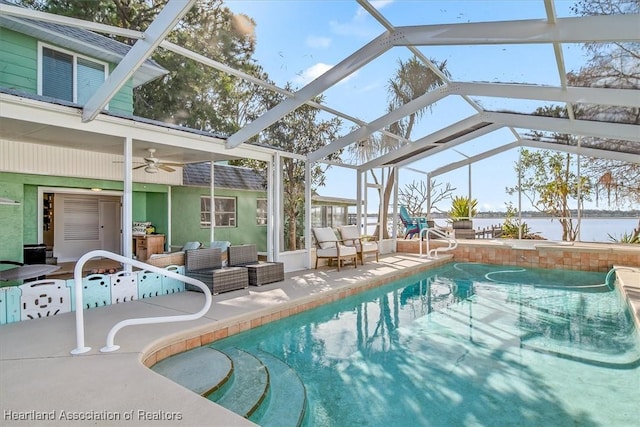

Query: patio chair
<box><xmin>184</xmin><ymin>247</ymin><xmax>248</xmax><ymax>295</ymax></box>
<box><xmin>399</xmin><ymin>205</ymin><xmax>429</xmax><ymax>239</ymax></box>
<box><xmin>338</xmin><ymin>225</ymin><xmax>379</xmax><ymax>265</ymax></box>
<box><xmin>312</xmin><ymin>227</ymin><xmax>358</xmax><ymax>271</ymax></box>
<box><xmin>228</xmin><ymin>244</ymin><xmax>284</xmax><ymax>286</ymax></box>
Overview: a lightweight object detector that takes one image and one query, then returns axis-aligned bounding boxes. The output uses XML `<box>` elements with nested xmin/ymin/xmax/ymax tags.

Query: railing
<box><xmin>419</xmin><ymin>227</ymin><xmax>458</xmax><ymax>258</ymax></box>
<box><xmin>71</xmin><ymin>250</ymin><xmax>211</xmax><ymax>355</ymax></box>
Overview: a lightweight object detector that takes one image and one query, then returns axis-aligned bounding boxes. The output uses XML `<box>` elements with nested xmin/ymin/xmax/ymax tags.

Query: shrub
<box><xmin>449</xmin><ymin>196</ymin><xmax>478</xmax><ymax>221</ymax></box>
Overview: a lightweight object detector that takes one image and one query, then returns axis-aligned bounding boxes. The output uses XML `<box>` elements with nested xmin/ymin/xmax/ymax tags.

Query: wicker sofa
<box><xmin>227</xmin><ymin>244</ymin><xmax>284</xmax><ymax>287</ymax></box>
<box><xmin>184</xmin><ymin>247</ymin><xmax>248</xmax><ymax>295</ymax></box>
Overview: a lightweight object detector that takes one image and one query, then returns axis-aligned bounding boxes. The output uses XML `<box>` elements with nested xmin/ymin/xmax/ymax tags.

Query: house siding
<box><xmin>0</xmin><ymin>28</ymin><xmax>37</xmax><ymax>93</ymax></box>
<box><xmin>108</xmin><ymin>62</ymin><xmax>134</xmax><ymax>115</ymax></box>
<box><xmin>171</xmin><ymin>186</ymin><xmax>268</xmax><ymax>252</ymax></box>
<box><xmin>0</xmin><ymin>27</ymin><xmax>133</xmax><ymax>115</ymax></box>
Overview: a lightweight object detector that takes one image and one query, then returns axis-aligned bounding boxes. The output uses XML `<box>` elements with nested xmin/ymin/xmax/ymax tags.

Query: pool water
<box><xmin>211</xmin><ymin>263</ymin><xmax>640</xmax><ymax>427</ymax></box>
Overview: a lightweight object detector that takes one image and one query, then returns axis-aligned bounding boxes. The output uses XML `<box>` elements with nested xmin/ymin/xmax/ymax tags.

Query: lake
<box><xmin>365</xmin><ymin>217</ymin><xmax>639</xmax><ymax>243</ymax></box>
<box><xmin>467</xmin><ymin>217</ymin><xmax>639</xmax><ymax>242</ymax></box>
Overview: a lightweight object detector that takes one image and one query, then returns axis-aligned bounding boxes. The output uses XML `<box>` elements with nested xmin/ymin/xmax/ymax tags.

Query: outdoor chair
<box><xmin>228</xmin><ymin>244</ymin><xmax>284</xmax><ymax>287</ymax></box>
<box><xmin>312</xmin><ymin>227</ymin><xmax>358</xmax><ymax>271</ymax></box>
<box><xmin>399</xmin><ymin>205</ymin><xmax>429</xmax><ymax>239</ymax></box>
<box><xmin>338</xmin><ymin>225</ymin><xmax>379</xmax><ymax>265</ymax></box>
<box><xmin>184</xmin><ymin>247</ymin><xmax>248</xmax><ymax>295</ymax></box>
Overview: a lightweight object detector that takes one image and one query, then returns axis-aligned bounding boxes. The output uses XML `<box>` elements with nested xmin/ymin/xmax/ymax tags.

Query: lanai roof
<box><xmin>0</xmin><ymin>0</ymin><xmax>638</xmax><ymax>172</ymax></box>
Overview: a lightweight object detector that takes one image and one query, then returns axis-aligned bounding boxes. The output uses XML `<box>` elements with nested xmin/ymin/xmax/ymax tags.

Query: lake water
<box><xmin>366</xmin><ymin>217</ymin><xmax>639</xmax><ymax>243</ymax></box>
<box><xmin>472</xmin><ymin>217</ymin><xmax>639</xmax><ymax>242</ymax></box>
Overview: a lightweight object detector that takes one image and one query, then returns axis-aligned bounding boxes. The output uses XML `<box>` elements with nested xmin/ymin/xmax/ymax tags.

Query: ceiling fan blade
<box><xmin>133</xmin><ymin>164</ymin><xmax>147</xmax><ymax>170</ymax></box>
<box><xmin>160</xmin><ymin>162</ymin><xmax>184</xmax><ymax>167</ymax></box>
<box><xmin>159</xmin><ymin>164</ymin><xmax>176</xmax><ymax>172</ymax></box>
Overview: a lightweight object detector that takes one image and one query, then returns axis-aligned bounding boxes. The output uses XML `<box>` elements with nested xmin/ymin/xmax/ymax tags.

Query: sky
<box><xmin>223</xmin><ymin>0</ymin><xmax>635</xmax><ymax>214</ymax></box>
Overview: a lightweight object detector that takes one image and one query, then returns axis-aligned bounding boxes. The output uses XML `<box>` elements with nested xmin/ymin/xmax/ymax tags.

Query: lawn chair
<box><xmin>312</xmin><ymin>227</ymin><xmax>358</xmax><ymax>271</ymax></box>
<box><xmin>399</xmin><ymin>206</ymin><xmax>429</xmax><ymax>239</ymax></box>
<box><xmin>338</xmin><ymin>225</ymin><xmax>379</xmax><ymax>265</ymax></box>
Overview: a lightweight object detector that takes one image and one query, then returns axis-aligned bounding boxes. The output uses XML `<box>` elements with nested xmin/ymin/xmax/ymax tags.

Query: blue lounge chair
<box><xmin>399</xmin><ymin>206</ymin><xmax>429</xmax><ymax>239</ymax></box>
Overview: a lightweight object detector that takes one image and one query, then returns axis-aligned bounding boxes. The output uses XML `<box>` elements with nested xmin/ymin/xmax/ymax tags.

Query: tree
<box><xmin>19</xmin><ymin>0</ymin><xmax>260</xmax><ymax>133</ymax></box>
<box><xmin>500</xmin><ymin>203</ymin><xmax>540</xmax><ymax>239</ymax></box>
<box><xmin>567</xmin><ymin>0</ymin><xmax>640</xmax><ymax>208</ymax></box>
<box><xmin>349</xmin><ymin>56</ymin><xmax>449</xmax><ymax>239</ymax></box>
<box><xmin>399</xmin><ymin>179</ymin><xmax>455</xmax><ymax>217</ymax></box>
<box><xmin>233</xmin><ymin>84</ymin><xmax>343</xmax><ymax>251</ymax></box>
<box><xmin>506</xmin><ymin>147</ymin><xmax>592</xmax><ymax>241</ymax></box>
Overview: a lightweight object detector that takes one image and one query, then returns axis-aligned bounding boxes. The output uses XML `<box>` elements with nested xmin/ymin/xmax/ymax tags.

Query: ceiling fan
<box><xmin>133</xmin><ymin>148</ymin><xmax>184</xmax><ymax>173</ymax></box>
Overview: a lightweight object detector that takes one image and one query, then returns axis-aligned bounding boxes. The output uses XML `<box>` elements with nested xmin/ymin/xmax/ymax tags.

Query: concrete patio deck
<box><xmin>0</xmin><ymin>253</ymin><xmax>451</xmax><ymax>426</ymax></box>
<box><xmin>0</xmin><ymin>251</ymin><xmax>638</xmax><ymax>426</ymax></box>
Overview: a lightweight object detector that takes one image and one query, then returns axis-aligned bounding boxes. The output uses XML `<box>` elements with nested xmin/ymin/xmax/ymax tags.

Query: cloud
<box><xmin>292</xmin><ymin>63</ymin><xmax>359</xmax><ymax>86</ymax></box>
<box><xmin>356</xmin><ymin>0</ymin><xmax>394</xmax><ymax>17</ymax></box>
<box><xmin>330</xmin><ymin>0</ymin><xmax>395</xmax><ymax>38</ymax></box>
<box><xmin>306</xmin><ymin>35</ymin><xmax>331</xmax><ymax>49</ymax></box>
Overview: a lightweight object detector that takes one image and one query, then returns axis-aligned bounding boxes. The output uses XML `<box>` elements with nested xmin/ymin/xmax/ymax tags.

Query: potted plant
<box><xmin>449</xmin><ymin>196</ymin><xmax>478</xmax><ymax>230</ymax></box>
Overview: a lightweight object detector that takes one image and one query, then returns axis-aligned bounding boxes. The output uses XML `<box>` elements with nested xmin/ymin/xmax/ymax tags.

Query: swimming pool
<box><xmin>209</xmin><ymin>263</ymin><xmax>639</xmax><ymax>426</ymax></box>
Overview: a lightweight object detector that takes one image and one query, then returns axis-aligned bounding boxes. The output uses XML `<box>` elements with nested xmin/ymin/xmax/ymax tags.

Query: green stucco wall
<box><xmin>0</xmin><ymin>27</ymin><xmax>133</xmax><ymax>115</ymax></box>
<box><xmin>0</xmin><ymin>172</ymin><xmax>169</xmax><ymax>262</ymax></box>
<box><xmin>0</xmin><ymin>172</ymin><xmax>268</xmax><ymax>260</ymax></box>
<box><xmin>146</xmin><ymin>192</ymin><xmax>168</xmax><ymax>236</ymax></box>
<box><xmin>23</xmin><ymin>185</ymin><xmax>39</xmax><ymax>244</ymax></box>
<box><xmin>171</xmin><ymin>186</ymin><xmax>268</xmax><ymax>252</ymax></box>
<box><xmin>0</xmin><ymin>181</ymin><xmax>24</xmax><ymax>264</ymax></box>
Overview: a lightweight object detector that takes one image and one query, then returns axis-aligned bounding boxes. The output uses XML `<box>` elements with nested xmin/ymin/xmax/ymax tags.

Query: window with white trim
<box><xmin>200</xmin><ymin>196</ymin><xmax>236</xmax><ymax>227</ymax></box>
<box><xmin>39</xmin><ymin>43</ymin><xmax>107</xmax><ymax>105</ymax></box>
<box><xmin>256</xmin><ymin>198</ymin><xmax>267</xmax><ymax>225</ymax></box>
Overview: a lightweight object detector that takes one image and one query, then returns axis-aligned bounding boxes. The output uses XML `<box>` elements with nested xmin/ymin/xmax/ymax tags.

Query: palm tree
<box><xmin>351</xmin><ymin>56</ymin><xmax>449</xmax><ymax>238</ymax></box>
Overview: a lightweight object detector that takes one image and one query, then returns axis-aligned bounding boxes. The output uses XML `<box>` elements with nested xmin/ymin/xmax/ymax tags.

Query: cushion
<box><xmin>210</xmin><ymin>241</ymin><xmax>231</xmax><ymax>266</ymax></box>
<box><xmin>181</xmin><ymin>241</ymin><xmax>201</xmax><ymax>251</ymax></box>
<box><xmin>317</xmin><ymin>245</ymin><xmax>357</xmax><ymax>257</ymax></box>
<box><xmin>313</xmin><ymin>227</ymin><xmax>337</xmax><ymax>250</ymax></box>
<box><xmin>339</xmin><ymin>225</ymin><xmax>362</xmax><ymax>247</ymax></box>
<box><xmin>339</xmin><ymin>225</ymin><xmax>360</xmax><ymax>241</ymax></box>
<box><xmin>133</xmin><ymin>221</ymin><xmax>151</xmax><ymax>236</ymax></box>
<box><xmin>361</xmin><ymin>241</ymin><xmax>378</xmax><ymax>253</ymax></box>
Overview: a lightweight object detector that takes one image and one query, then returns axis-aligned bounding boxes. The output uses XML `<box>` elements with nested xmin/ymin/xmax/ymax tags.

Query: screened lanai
<box><xmin>0</xmin><ymin>0</ymin><xmax>638</xmax><ymax>267</ymax></box>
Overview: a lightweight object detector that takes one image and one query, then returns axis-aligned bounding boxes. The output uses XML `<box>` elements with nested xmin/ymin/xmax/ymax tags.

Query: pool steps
<box><xmin>151</xmin><ymin>346</ymin><xmax>232</xmax><ymax>396</ymax></box>
<box><xmin>252</xmin><ymin>350</ymin><xmax>307</xmax><ymax>427</ymax></box>
<box><xmin>151</xmin><ymin>346</ymin><xmax>308</xmax><ymax>427</ymax></box>
<box><xmin>212</xmin><ymin>347</ymin><xmax>269</xmax><ymax>418</ymax></box>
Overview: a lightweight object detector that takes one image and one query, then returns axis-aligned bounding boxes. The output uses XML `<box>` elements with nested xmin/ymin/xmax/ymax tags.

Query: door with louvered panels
<box><xmin>53</xmin><ymin>194</ymin><xmax>120</xmax><ymax>262</ymax></box>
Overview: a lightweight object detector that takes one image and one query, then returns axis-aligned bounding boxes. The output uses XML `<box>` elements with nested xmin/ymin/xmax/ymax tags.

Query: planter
<box><xmin>452</xmin><ymin>220</ymin><xmax>473</xmax><ymax>229</ymax></box>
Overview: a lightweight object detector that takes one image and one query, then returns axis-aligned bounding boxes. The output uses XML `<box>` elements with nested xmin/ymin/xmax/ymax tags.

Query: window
<box><xmin>256</xmin><ymin>199</ymin><xmax>267</xmax><ymax>225</ymax></box>
<box><xmin>200</xmin><ymin>196</ymin><xmax>236</xmax><ymax>227</ymax></box>
<box><xmin>39</xmin><ymin>44</ymin><xmax>107</xmax><ymax>105</ymax></box>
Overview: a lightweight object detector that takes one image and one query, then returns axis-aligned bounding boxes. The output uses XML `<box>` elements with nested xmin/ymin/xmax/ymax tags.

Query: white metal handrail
<box><xmin>71</xmin><ymin>250</ymin><xmax>211</xmax><ymax>355</ymax></box>
<box><xmin>419</xmin><ymin>227</ymin><xmax>458</xmax><ymax>258</ymax></box>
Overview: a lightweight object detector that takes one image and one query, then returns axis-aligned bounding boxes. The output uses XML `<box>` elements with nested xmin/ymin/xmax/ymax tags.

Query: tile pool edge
<box><xmin>615</xmin><ymin>266</ymin><xmax>640</xmax><ymax>332</ymax></box>
<box><xmin>140</xmin><ymin>256</ymin><xmax>453</xmax><ymax>368</ymax></box>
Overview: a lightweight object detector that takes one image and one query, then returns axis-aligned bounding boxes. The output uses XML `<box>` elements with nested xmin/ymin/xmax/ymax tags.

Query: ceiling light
<box><xmin>145</xmin><ymin>166</ymin><xmax>158</xmax><ymax>173</ymax></box>
<box><xmin>90</xmin><ymin>188</ymin><xmax>102</xmax><ymax>192</ymax></box>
